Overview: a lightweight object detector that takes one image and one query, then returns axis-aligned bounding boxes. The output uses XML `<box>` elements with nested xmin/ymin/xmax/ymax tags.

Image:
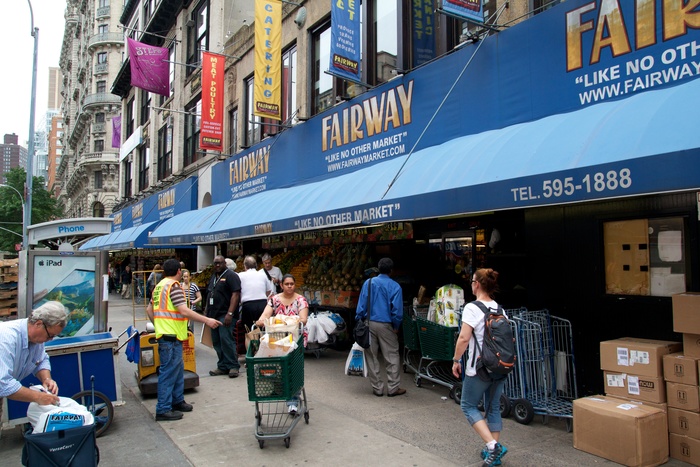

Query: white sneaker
<box><xmin>287</xmin><ymin>404</ymin><xmax>298</xmax><ymax>416</ymax></box>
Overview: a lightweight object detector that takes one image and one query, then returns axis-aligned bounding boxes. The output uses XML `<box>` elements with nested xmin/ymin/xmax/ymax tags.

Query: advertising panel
<box><xmin>31</xmin><ymin>253</ymin><xmax>99</xmax><ymax>337</ymax></box>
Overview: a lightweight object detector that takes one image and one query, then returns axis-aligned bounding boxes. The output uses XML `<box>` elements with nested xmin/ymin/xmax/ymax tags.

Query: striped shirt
<box><xmin>0</xmin><ymin>319</ymin><xmax>51</xmax><ymax>398</ymax></box>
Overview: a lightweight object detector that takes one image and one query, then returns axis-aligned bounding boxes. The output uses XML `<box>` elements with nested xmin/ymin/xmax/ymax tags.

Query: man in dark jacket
<box><xmin>205</xmin><ymin>255</ymin><xmax>242</xmax><ymax>378</ymax></box>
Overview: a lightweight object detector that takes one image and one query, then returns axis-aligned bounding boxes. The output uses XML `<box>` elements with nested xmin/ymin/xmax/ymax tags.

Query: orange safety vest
<box><xmin>152</xmin><ymin>277</ymin><xmax>188</xmax><ymax>341</ymax></box>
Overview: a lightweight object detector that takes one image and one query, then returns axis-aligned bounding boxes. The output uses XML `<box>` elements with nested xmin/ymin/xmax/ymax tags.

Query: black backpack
<box><xmin>470</xmin><ymin>301</ymin><xmax>516</xmax><ymax>381</ymax></box>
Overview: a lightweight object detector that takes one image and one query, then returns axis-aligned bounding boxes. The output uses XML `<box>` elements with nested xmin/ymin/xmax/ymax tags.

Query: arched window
<box><xmin>93</xmin><ymin>202</ymin><xmax>105</xmax><ymax>218</ymax></box>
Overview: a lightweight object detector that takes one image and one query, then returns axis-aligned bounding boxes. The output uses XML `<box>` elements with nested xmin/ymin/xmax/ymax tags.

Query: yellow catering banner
<box><xmin>254</xmin><ymin>0</ymin><xmax>282</xmax><ymax>121</ymax></box>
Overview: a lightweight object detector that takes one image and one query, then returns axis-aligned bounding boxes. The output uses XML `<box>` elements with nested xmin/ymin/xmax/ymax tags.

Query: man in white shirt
<box><xmin>239</xmin><ymin>256</ymin><xmax>274</xmax><ymax>329</ymax></box>
<box><xmin>261</xmin><ymin>253</ymin><xmax>283</xmax><ymax>293</ymax></box>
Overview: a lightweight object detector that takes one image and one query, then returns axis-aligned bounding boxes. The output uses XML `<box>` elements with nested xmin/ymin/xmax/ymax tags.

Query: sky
<box><xmin>1</xmin><ymin>0</ymin><xmax>67</xmax><ymax>147</ymax></box>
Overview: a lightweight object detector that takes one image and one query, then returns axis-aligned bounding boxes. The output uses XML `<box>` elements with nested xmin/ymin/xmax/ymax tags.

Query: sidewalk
<box><xmin>1</xmin><ymin>297</ymin><xmax>690</xmax><ymax>466</ymax></box>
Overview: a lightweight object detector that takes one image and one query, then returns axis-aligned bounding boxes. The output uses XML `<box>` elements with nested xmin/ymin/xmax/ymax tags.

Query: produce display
<box><xmin>301</xmin><ymin>244</ymin><xmax>372</xmax><ymax>292</ymax></box>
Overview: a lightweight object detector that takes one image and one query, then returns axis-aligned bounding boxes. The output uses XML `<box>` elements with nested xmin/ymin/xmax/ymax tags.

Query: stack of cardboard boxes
<box><xmin>0</xmin><ymin>258</ymin><xmax>19</xmax><ymax>319</ymax></box>
<box><xmin>668</xmin><ymin>292</ymin><xmax>700</xmax><ymax>465</ymax></box>
<box><xmin>575</xmin><ymin>336</ymin><xmax>681</xmax><ymax>466</ymax></box>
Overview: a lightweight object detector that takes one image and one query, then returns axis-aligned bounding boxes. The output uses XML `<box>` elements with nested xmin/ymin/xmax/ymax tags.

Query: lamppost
<box><xmin>0</xmin><ymin>184</ymin><xmax>25</xmax><ymax>246</ymax></box>
<box><xmin>24</xmin><ymin>0</ymin><xmax>39</xmax><ymax>250</ymax></box>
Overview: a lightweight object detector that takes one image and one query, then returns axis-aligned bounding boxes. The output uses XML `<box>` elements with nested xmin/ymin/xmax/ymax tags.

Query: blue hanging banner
<box><xmin>412</xmin><ymin>0</ymin><xmax>436</xmax><ymax>67</ymax></box>
<box><xmin>329</xmin><ymin>0</ymin><xmax>361</xmax><ymax>83</ymax></box>
<box><xmin>440</xmin><ymin>0</ymin><xmax>484</xmax><ymax>24</ymax></box>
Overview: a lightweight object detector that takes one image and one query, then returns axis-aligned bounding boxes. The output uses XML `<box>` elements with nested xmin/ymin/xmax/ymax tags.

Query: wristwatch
<box><xmin>453</xmin><ymin>359</ymin><xmax>461</xmax><ymax>363</ymax></box>
<box><xmin>227</xmin><ymin>312</ymin><xmax>234</xmax><ymax>316</ymax></box>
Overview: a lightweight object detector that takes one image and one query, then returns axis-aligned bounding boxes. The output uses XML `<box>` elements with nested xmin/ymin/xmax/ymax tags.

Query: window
<box><xmin>282</xmin><ymin>46</ymin><xmax>297</xmax><ymax>124</ymax></box>
<box><xmin>123</xmin><ymin>158</ymin><xmax>133</xmax><ymax>198</ymax></box>
<box><xmin>97</xmin><ymin>24</ymin><xmax>108</xmax><ymax>35</ymax></box>
<box><xmin>140</xmin><ymin>89</ymin><xmax>151</xmax><ymax>125</ymax></box>
<box><xmin>367</xmin><ymin>1</ymin><xmax>398</xmax><ymax>85</ymax></box>
<box><xmin>161</xmin><ymin>44</ymin><xmax>175</xmax><ymax>105</ymax></box>
<box><xmin>244</xmin><ymin>77</ymin><xmax>261</xmax><ymax>146</ymax></box>
<box><xmin>184</xmin><ymin>98</ymin><xmax>201</xmax><ymax>166</ymax></box>
<box><xmin>95</xmin><ymin>112</ymin><xmax>105</xmax><ymax>123</ymax></box>
<box><xmin>96</xmin><ymin>80</ymin><xmax>106</xmax><ymax>93</ymax></box>
<box><xmin>98</xmin><ymin>0</ymin><xmax>109</xmax><ymax>7</ymax></box>
<box><xmin>94</xmin><ymin>170</ymin><xmax>103</xmax><ymax>189</ymax></box>
<box><xmin>228</xmin><ymin>108</ymin><xmax>238</xmax><ymax>155</ymax></box>
<box><xmin>604</xmin><ymin>217</ymin><xmax>687</xmax><ymax>296</ymax></box>
<box><xmin>186</xmin><ymin>1</ymin><xmax>209</xmax><ymax>75</ymax></box>
<box><xmin>126</xmin><ymin>97</ymin><xmax>135</xmax><ymax>137</ymax></box>
<box><xmin>94</xmin><ymin>139</ymin><xmax>104</xmax><ymax>152</ymax></box>
<box><xmin>138</xmin><ymin>144</ymin><xmax>150</xmax><ymax>191</ymax></box>
<box><xmin>97</xmin><ymin>52</ymin><xmax>107</xmax><ymax>64</ymax></box>
<box><xmin>157</xmin><ymin>123</ymin><xmax>172</xmax><ymax>180</ymax></box>
<box><xmin>143</xmin><ymin>0</ymin><xmax>154</xmax><ymax>23</ymax></box>
<box><xmin>93</xmin><ymin>202</ymin><xmax>105</xmax><ymax>218</ymax></box>
<box><xmin>312</xmin><ymin>24</ymin><xmax>334</xmax><ymax>115</ymax></box>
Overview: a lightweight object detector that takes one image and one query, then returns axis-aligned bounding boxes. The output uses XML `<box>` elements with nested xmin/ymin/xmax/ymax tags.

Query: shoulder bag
<box><xmin>353</xmin><ymin>278</ymin><xmax>372</xmax><ymax>348</ymax></box>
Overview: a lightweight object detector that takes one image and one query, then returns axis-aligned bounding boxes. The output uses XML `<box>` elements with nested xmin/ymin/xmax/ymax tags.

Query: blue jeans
<box><xmin>156</xmin><ymin>339</ymin><xmax>185</xmax><ymax>415</ymax></box>
<box><xmin>211</xmin><ymin>318</ymin><xmax>240</xmax><ymax>371</ymax></box>
<box><xmin>460</xmin><ymin>374</ymin><xmax>507</xmax><ymax>432</ymax></box>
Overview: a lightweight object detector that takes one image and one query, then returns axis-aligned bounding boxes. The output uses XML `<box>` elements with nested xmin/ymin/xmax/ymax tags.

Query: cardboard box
<box><xmin>573</xmin><ymin>395</ymin><xmax>668</xmax><ymax>467</ymax></box>
<box><xmin>608</xmin><ymin>394</ymin><xmax>668</xmax><ymax>413</ymax></box>
<box><xmin>674</xmin><ymin>293</ymin><xmax>700</xmax><ymax>334</ymax></box>
<box><xmin>667</xmin><ymin>382</ymin><xmax>700</xmax><ymax>412</ymax></box>
<box><xmin>604</xmin><ymin>371</ymin><xmax>666</xmax><ymax>403</ymax></box>
<box><xmin>684</xmin><ymin>334</ymin><xmax>700</xmax><ymax>358</ymax></box>
<box><xmin>670</xmin><ymin>433</ymin><xmax>700</xmax><ymax>466</ymax></box>
<box><xmin>668</xmin><ymin>407</ymin><xmax>700</xmax><ymax>438</ymax></box>
<box><xmin>600</xmin><ymin>337</ymin><xmax>682</xmax><ymax>378</ymax></box>
<box><xmin>664</xmin><ymin>353</ymin><xmax>700</xmax><ymax>385</ymax></box>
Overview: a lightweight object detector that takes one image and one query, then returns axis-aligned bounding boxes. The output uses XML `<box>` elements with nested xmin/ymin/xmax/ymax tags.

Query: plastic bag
<box><xmin>256</xmin><ymin>333</ymin><xmax>298</xmax><ymax>358</ymax></box>
<box><xmin>27</xmin><ymin>390</ymin><xmax>94</xmax><ymax>433</ymax></box>
<box><xmin>344</xmin><ymin>343</ymin><xmax>368</xmax><ymax>377</ymax></box>
<box><xmin>306</xmin><ymin>315</ymin><xmax>318</xmax><ymax>344</ymax></box>
<box><xmin>316</xmin><ymin>313</ymin><xmax>337</xmax><ymax>334</ymax></box>
<box><xmin>264</xmin><ymin>315</ymin><xmax>301</xmax><ymax>341</ymax></box>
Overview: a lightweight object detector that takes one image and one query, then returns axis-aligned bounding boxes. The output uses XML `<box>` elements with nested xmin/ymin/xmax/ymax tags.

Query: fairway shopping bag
<box><xmin>344</xmin><ymin>343</ymin><xmax>367</xmax><ymax>377</ymax></box>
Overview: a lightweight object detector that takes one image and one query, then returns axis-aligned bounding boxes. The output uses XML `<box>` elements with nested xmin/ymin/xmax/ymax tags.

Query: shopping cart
<box><xmin>414</xmin><ymin>316</ymin><xmax>462</xmax><ymax>403</ymax></box>
<box><xmin>246</xmin><ymin>335</ymin><xmax>308</xmax><ymax>449</ymax></box>
<box><xmin>504</xmin><ymin>309</ymin><xmax>578</xmax><ymax>432</ymax></box>
<box><xmin>402</xmin><ymin>304</ymin><xmax>428</xmax><ymax>375</ymax></box>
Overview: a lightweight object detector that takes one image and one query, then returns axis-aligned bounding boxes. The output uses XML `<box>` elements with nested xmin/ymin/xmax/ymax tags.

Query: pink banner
<box><xmin>111</xmin><ymin>116</ymin><xmax>121</xmax><ymax>148</ymax></box>
<box><xmin>127</xmin><ymin>38</ymin><xmax>170</xmax><ymax>97</ymax></box>
<box><xmin>200</xmin><ymin>52</ymin><xmax>224</xmax><ymax>151</ymax></box>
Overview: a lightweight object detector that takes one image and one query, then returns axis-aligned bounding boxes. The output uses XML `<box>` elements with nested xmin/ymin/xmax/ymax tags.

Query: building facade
<box><xmin>58</xmin><ymin>0</ymin><xmax>123</xmax><ymax>219</ymax></box>
<box><xmin>47</xmin><ymin>115</ymin><xmax>64</xmax><ymax>197</ymax></box>
<box><xmin>0</xmin><ymin>134</ymin><xmax>28</xmax><ymax>185</ymax></box>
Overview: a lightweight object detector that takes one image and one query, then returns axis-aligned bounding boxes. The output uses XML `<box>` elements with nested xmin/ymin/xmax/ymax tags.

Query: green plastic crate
<box><xmin>245</xmin><ymin>335</ymin><xmax>305</xmax><ymax>402</ymax></box>
<box><xmin>416</xmin><ymin>316</ymin><xmax>459</xmax><ymax>361</ymax></box>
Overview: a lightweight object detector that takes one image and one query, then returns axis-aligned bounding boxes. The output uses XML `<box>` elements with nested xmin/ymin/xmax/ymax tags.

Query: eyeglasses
<box><xmin>213</xmin><ymin>261</ymin><xmax>223</xmax><ymax>265</ymax></box>
<box><xmin>42</xmin><ymin>322</ymin><xmax>57</xmax><ymax>340</ymax></box>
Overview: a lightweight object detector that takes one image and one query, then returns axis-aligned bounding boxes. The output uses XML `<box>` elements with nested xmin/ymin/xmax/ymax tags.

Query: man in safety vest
<box><xmin>146</xmin><ymin>259</ymin><xmax>220</xmax><ymax>421</ymax></box>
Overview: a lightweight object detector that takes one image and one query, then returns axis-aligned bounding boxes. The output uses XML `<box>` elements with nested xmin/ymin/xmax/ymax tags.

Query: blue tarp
<box><xmin>149</xmin><ymin>78</ymin><xmax>700</xmax><ymax>245</ymax></box>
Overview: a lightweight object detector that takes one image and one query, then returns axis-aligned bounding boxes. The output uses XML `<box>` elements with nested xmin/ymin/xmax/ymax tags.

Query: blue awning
<box><xmin>150</xmin><ymin>78</ymin><xmax>700</xmax><ymax>246</ymax></box>
<box><xmin>81</xmin><ymin>222</ymin><xmax>158</xmax><ymax>251</ymax></box>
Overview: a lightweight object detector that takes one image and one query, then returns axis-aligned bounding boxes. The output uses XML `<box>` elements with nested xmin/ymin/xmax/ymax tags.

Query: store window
<box><xmin>138</xmin><ymin>144</ymin><xmax>150</xmax><ymax>191</ymax></box>
<box><xmin>157</xmin><ymin>123</ymin><xmax>172</xmax><ymax>180</ymax></box>
<box><xmin>184</xmin><ymin>98</ymin><xmax>201</xmax><ymax>166</ymax></box>
<box><xmin>604</xmin><ymin>217</ymin><xmax>687</xmax><ymax>296</ymax></box>
<box><xmin>186</xmin><ymin>1</ymin><xmax>208</xmax><ymax>76</ymax></box>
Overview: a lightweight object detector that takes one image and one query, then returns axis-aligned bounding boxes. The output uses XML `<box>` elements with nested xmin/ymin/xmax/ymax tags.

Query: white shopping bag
<box><xmin>344</xmin><ymin>343</ymin><xmax>368</xmax><ymax>377</ymax></box>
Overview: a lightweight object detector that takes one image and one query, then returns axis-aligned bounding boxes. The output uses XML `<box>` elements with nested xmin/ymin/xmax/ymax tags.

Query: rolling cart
<box><xmin>402</xmin><ymin>304</ymin><xmax>428</xmax><ymax>375</ymax></box>
<box><xmin>504</xmin><ymin>309</ymin><xmax>578</xmax><ymax>432</ymax></box>
<box><xmin>246</xmin><ymin>335</ymin><xmax>309</xmax><ymax>449</ymax></box>
<box><xmin>414</xmin><ymin>316</ymin><xmax>462</xmax><ymax>403</ymax></box>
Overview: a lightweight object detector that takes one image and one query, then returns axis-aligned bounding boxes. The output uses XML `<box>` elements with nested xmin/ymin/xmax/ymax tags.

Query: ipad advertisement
<box><xmin>32</xmin><ymin>255</ymin><xmax>97</xmax><ymax>337</ymax></box>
